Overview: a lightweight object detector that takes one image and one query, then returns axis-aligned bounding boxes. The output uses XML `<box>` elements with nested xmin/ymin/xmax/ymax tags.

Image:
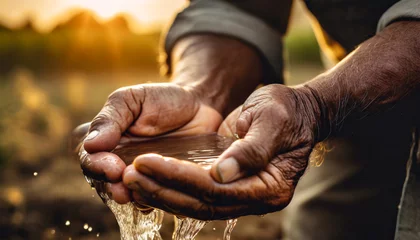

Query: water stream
<box><xmin>223</xmin><ymin>219</ymin><xmax>238</xmax><ymax>240</ymax></box>
<box><xmin>78</xmin><ymin>134</ymin><xmax>238</xmax><ymax>240</ymax></box>
<box><xmin>172</xmin><ymin>217</ymin><xmax>207</xmax><ymax>240</ymax></box>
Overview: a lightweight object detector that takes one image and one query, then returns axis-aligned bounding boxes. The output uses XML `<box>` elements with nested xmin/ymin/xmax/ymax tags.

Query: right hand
<box><xmin>121</xmin><ymin>84</ymin><xmax>321</xmax><ymax>219</ymax></box>
<box><xmin>80</xmin><ymin>83</ymin><xmax>223</xmax><ymax>203</ymax></box>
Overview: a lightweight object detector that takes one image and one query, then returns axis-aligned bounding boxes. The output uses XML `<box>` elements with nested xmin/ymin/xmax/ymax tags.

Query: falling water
<box><xmin>81</xmin><ymin>147</ymin><xmax>164</xmax><ymax>240</ymax></box>
<box><xmin>94</xmin><ymin>179</ymin><xmax>164</xmax><ymax>240</ymax></box>
<box><xmin>223</xmin><ymin>219</ymin><xmax>238</xmax><ymax>240</ymax></box>
<box><xmin>172</xmin><ymin>217</ymin><xmax>207</xmax><ymax>240</ymax></box>
<box><xmin>79</xmin><ymin>134</ymin><xmax>238</xmax><ymax>239</ymax></box>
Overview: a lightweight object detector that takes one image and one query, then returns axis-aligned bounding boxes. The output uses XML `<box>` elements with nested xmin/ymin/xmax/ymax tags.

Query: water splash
<box><xmin>81</xmin><ymin>147</ymin><xmax>164</xmax><ymax>240</ymax></box>
<box><xmin>79</xmin><ymin>134</ymin><xmax>239</xmax><ymax>240</ymax></box>
<box><xmin>172</xmin><ymin>217</ymin><xmax>207</xmax><ymax>240</ymax></box>
<box><xmin>112</xmin><ymin>134</ymin><xmax>235</xmax><ymax>240</ymax></box>
<box><xmin>223</xmin><ymin>219</ymin><xmax>238</xmax><ymax>240</ymax></box>
<box><xmin>102</xmin><ymin>195</ymin><xmax>164</xmax><ymax>240</ymax></box>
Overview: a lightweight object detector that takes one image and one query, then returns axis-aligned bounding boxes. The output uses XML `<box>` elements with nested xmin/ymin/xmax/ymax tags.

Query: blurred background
<box><xmin>0</xmin><ymin>0</ymin><xmax>324</xmax><ymax>239</ymax></box>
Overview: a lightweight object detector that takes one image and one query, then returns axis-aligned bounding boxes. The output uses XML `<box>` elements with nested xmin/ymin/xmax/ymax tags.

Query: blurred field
<box><xmin>0</xmin><ymin>4</ymin><xmax>325</xmax><ymax>240</ymax></box>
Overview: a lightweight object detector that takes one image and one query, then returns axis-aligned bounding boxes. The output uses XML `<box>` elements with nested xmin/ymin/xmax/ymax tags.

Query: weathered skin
<box><xmin>77</xmin><ymin>34</ymin><xmax>262</xmax><ymax>205</ymax></box>
<box><xmin>78</xmin><ymin>21</ymin><xmax>420</xmax><ymax>220</ymax></box>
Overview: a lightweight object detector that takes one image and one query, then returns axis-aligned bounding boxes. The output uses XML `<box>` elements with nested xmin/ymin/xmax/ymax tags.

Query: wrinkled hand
<box><xmin>80</xmin><ymin>83</ymin><xmax>222</xmax><ymax>203</ymax></box>
<box><xmin>123</xmin><ymin>84</ymin><xmax>321</xmax><ymax>219</ymax></box>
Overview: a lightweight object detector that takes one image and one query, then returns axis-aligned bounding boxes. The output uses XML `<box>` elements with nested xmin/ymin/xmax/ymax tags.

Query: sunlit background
<box><xmin>0</xmin><ymin>1</ymin><xmax>323</xmax><ymax>239</ymax></box>
<box><xmin>0</xmin><ymin>0</ymin><xmax>186</xmax><ymax>32</ymax></box>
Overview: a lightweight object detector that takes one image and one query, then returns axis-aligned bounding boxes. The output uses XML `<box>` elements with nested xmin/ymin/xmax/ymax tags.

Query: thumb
<box><xmin>211</xmin><ymin>109</ymin><xmax>278</xmax><ymax>183</ymax></box>
<box><xmin>83</xmin><ymin>87</ymin><xmax>144</xmax><ymax>153</ymax></box>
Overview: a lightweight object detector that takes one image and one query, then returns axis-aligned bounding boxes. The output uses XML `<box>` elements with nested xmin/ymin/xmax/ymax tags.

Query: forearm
<box><xmin>170</xmin><ymin>34</ymin><xmax>263</xmax><ymax>115</ymax></box>
<box><xmin>301</xmin><ymin>21</ymin><xmax>420</xmax><ymax>140</ymax></box>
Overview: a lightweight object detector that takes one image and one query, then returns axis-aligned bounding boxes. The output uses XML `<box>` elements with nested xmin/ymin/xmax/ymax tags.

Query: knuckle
<box><xmin>90</xmin><ymin>112</ymin><xmax>114</xmax><ymax>129</ymax></box>
<box><xmin>201</xmin><ymin>189</ymin><xmax>216</xmax><ymax>204</ymax></box>
<box><xmin>109</xmin><ymin>87</ymin><xmax>127</xmax><ymax>100</ymax></box>
<box><xmin>150</xmin><ymin>187</ymin><xmax>164</xmax><ymax>201</ymax></box>
<box><xmin>107</xmin><ymin>89</ymin><xmax>130</xmax><ymax>108</ymax></box>
<box><xmin>108</xmin><ymin>86</ymin><xmax>144</xmax><ymax>122</ymax></box>
<box><xmin>194</xmin><ymin>202</ymin><xmax>216</xmax><ymax>220</ymax></box>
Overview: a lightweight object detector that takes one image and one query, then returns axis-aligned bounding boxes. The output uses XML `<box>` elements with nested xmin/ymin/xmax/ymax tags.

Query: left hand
<box><xmin>122</xmin><ymin>84</ymin><xmax>322</xmax><ymax>220</ymax></box>
<box><xmin>74</xmin><ymin>83</ymin><xmax>223</xmax><ymax>204</ymax></box>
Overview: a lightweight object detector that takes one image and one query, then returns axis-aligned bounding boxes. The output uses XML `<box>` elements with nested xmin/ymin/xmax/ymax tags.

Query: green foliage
<box><xmin>0</xmin><ymin>29</ymin><xmax>161</xmax><ymax>73</ymax></box>
<box><xmin>285</xmin><ymin>28</ymin><xmax>322</xmax><ymax>65</ymax></box>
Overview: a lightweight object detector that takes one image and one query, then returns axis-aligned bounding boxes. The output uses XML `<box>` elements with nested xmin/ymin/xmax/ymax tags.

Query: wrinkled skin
<box><xmin>79</xmin><ymin>34</ymin><xmax>263</xmax><ymax>206</ymax></box>
<box><xmin>81</xmin><ymin>83</ymin><xmax>222</xmax><ymax>204</ymax></box>
<box><xmin>122</xmin><ymin>84</ymin><xmax>319</xmax><ymax>220</ymax></box>
<box><xmin>77</xmin><ymin>21</ymin><xmax>420</xmax><ymax>221</ymax></box>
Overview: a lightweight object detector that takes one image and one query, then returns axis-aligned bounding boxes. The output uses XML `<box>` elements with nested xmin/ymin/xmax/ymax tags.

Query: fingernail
<box><xmin>85</xmin><ymin>130</ymin><xmax>99</xmax><ymax>141</ymax></box>
<box><xmin>217</xmin><ymin>157</ymin><xmax>241</xmax><ymax>183</ymax></box>
<box><xmin>119</xmin><ymin>136</ymin><xmax>130</xmax><ymax>144</ymax></box>
<box><xmin>135</xmin><ymin>164</ymin><xmax>153</xmax><ymax>176</ymax></box>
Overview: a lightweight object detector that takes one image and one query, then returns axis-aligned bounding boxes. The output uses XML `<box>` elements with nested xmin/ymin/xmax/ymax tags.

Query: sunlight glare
<box><xmin>73</xmin><ymin>0</ymin><xmax>126</xmax><ymax>19</ymax></box>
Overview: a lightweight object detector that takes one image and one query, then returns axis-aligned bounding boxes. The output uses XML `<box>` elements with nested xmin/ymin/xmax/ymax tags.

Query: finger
<box><xmin>105</xmin><ymin>182</ymin><xmax>131</xmax><ymax>204</ymax></box>
<box><xmin>129</xmin><ymin>154</ymin><xmax>280</xmax><ymax>205</ymax></box>
<box><xmin>81</xmin><ymin>152</ymin><xmax>126</xmax><ymax>182</ymax></box>
<box><xmin>130</xmin><ymin>154</ymin><xmax>219</xmax><ymax>201</ymax></box>
<box><xmin>217</xmin><ymin>106</ymin><xmax>242</xmax><ymax>138</ymax></box>
<box><xmin>123</xmin><ymin>166</ymin><xmax>259</xmax><ymax>220</ymax></box>
<box><xmin>84</xmin><ymin>86</ymin><xmax>145</xmax><ymax>153</ymax></box>
<box><xmin>131</xmin><ymin>192</ymin><xmax>154</xmax><ymax>214</ymax></box>
<box><xmin>211</xmin><ymin>107</ymin><xmax>281</xmax><ymax>183</ymax></box>
<box><xmin>71</xmin><ymin>122</ymin><xmax>90</xmax><ymax>152</ymax></box>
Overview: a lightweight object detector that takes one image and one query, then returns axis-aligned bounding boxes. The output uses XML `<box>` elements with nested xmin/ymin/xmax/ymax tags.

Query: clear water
<box><xmin>223</xmin><ymin>219</ymin><xmax>238</xmax><ymax>240</ymax></box>
<box><xmin>172</xmin><ymin>217</ymin><xmax>207</xmax><ymax>240</ymax></box>
<box><xmin>79</xmin><ymin>134</ymin><xmax>238</xmax><ymax>240</ymax></box>
<box><xmin>105</xmin><ymin>200</ymin><xmax>163</xmax><ymax>240</ymax></box>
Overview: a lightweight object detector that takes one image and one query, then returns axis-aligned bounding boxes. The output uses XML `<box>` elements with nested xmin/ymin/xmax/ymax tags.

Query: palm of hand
<box><xmin>79</xmin><ymin>83</ymin><xmax>222</xmax><ymax>203</ymax></box>
<box><xmin>122</xmin><ymin>85</ymin><xmax>315</xmax><ymax>219</ymax></box>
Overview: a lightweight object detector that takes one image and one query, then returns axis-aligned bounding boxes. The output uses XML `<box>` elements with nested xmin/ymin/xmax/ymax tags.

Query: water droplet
<box><xmin>213</xmin><ymin>227</ymin><xmax>216</xmax><ymax>231</ymax></box>
<box><xmin>83</xmin><ymin>223</ymin><xmax>89</xmax><ymax>230</ymax></box>
<box><xmin>65</xmin><ymin>220</ymin><xmax>70</xmax><ymax>226</ymax></box>
<box><xmin>88</xmin><ymin>227</ymin><xmax>93</xmax><ymax>232</ymax></box>
<box><xmin>33</xmin><ymin>172</ymin><xmax>38</xmax><ymax>176</ymax></box>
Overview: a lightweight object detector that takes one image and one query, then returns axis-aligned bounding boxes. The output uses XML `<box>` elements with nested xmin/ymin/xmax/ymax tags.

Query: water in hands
<box><xmin>79</xmin><ymin>134</ymin><xmax>237</xmax><ymax>240</ymax></box>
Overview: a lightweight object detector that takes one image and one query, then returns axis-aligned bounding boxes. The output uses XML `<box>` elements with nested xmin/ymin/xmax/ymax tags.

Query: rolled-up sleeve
<box><xmin>377</xmin><ymin>0</ymin><xmax>420</xmax><ymax>32</ymax></box>
<box><xmin>162</xmin><ymin>0</ymin><xmax>291</xmax><ymax>82</ymax></box>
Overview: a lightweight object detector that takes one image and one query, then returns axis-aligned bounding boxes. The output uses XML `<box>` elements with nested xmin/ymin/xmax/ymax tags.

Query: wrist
<box><xmin>171</xmin><ymin>72</ymin><xmax>231</xmax><ymax>114</ymax></box>
<box><xmin>293</xmin><ymin>85</ymin><xmax>331</xmax><ymax>143</ymax></box>
<box><xmin>170</xmin><ymin>34</ymin><xmax>263</xmax><ymax>115</ymax></box>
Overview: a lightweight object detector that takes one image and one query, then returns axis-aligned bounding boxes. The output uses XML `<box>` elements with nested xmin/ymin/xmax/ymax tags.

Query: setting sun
<box><xmin>0</xmin><ymin>0</ymin><xmax>185</xmax><ymax>32</ymax></box>
<box><xmin>75</xmin><ymin>0</ymin><xmax>124</xmax><ymax>19</ymax></box>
